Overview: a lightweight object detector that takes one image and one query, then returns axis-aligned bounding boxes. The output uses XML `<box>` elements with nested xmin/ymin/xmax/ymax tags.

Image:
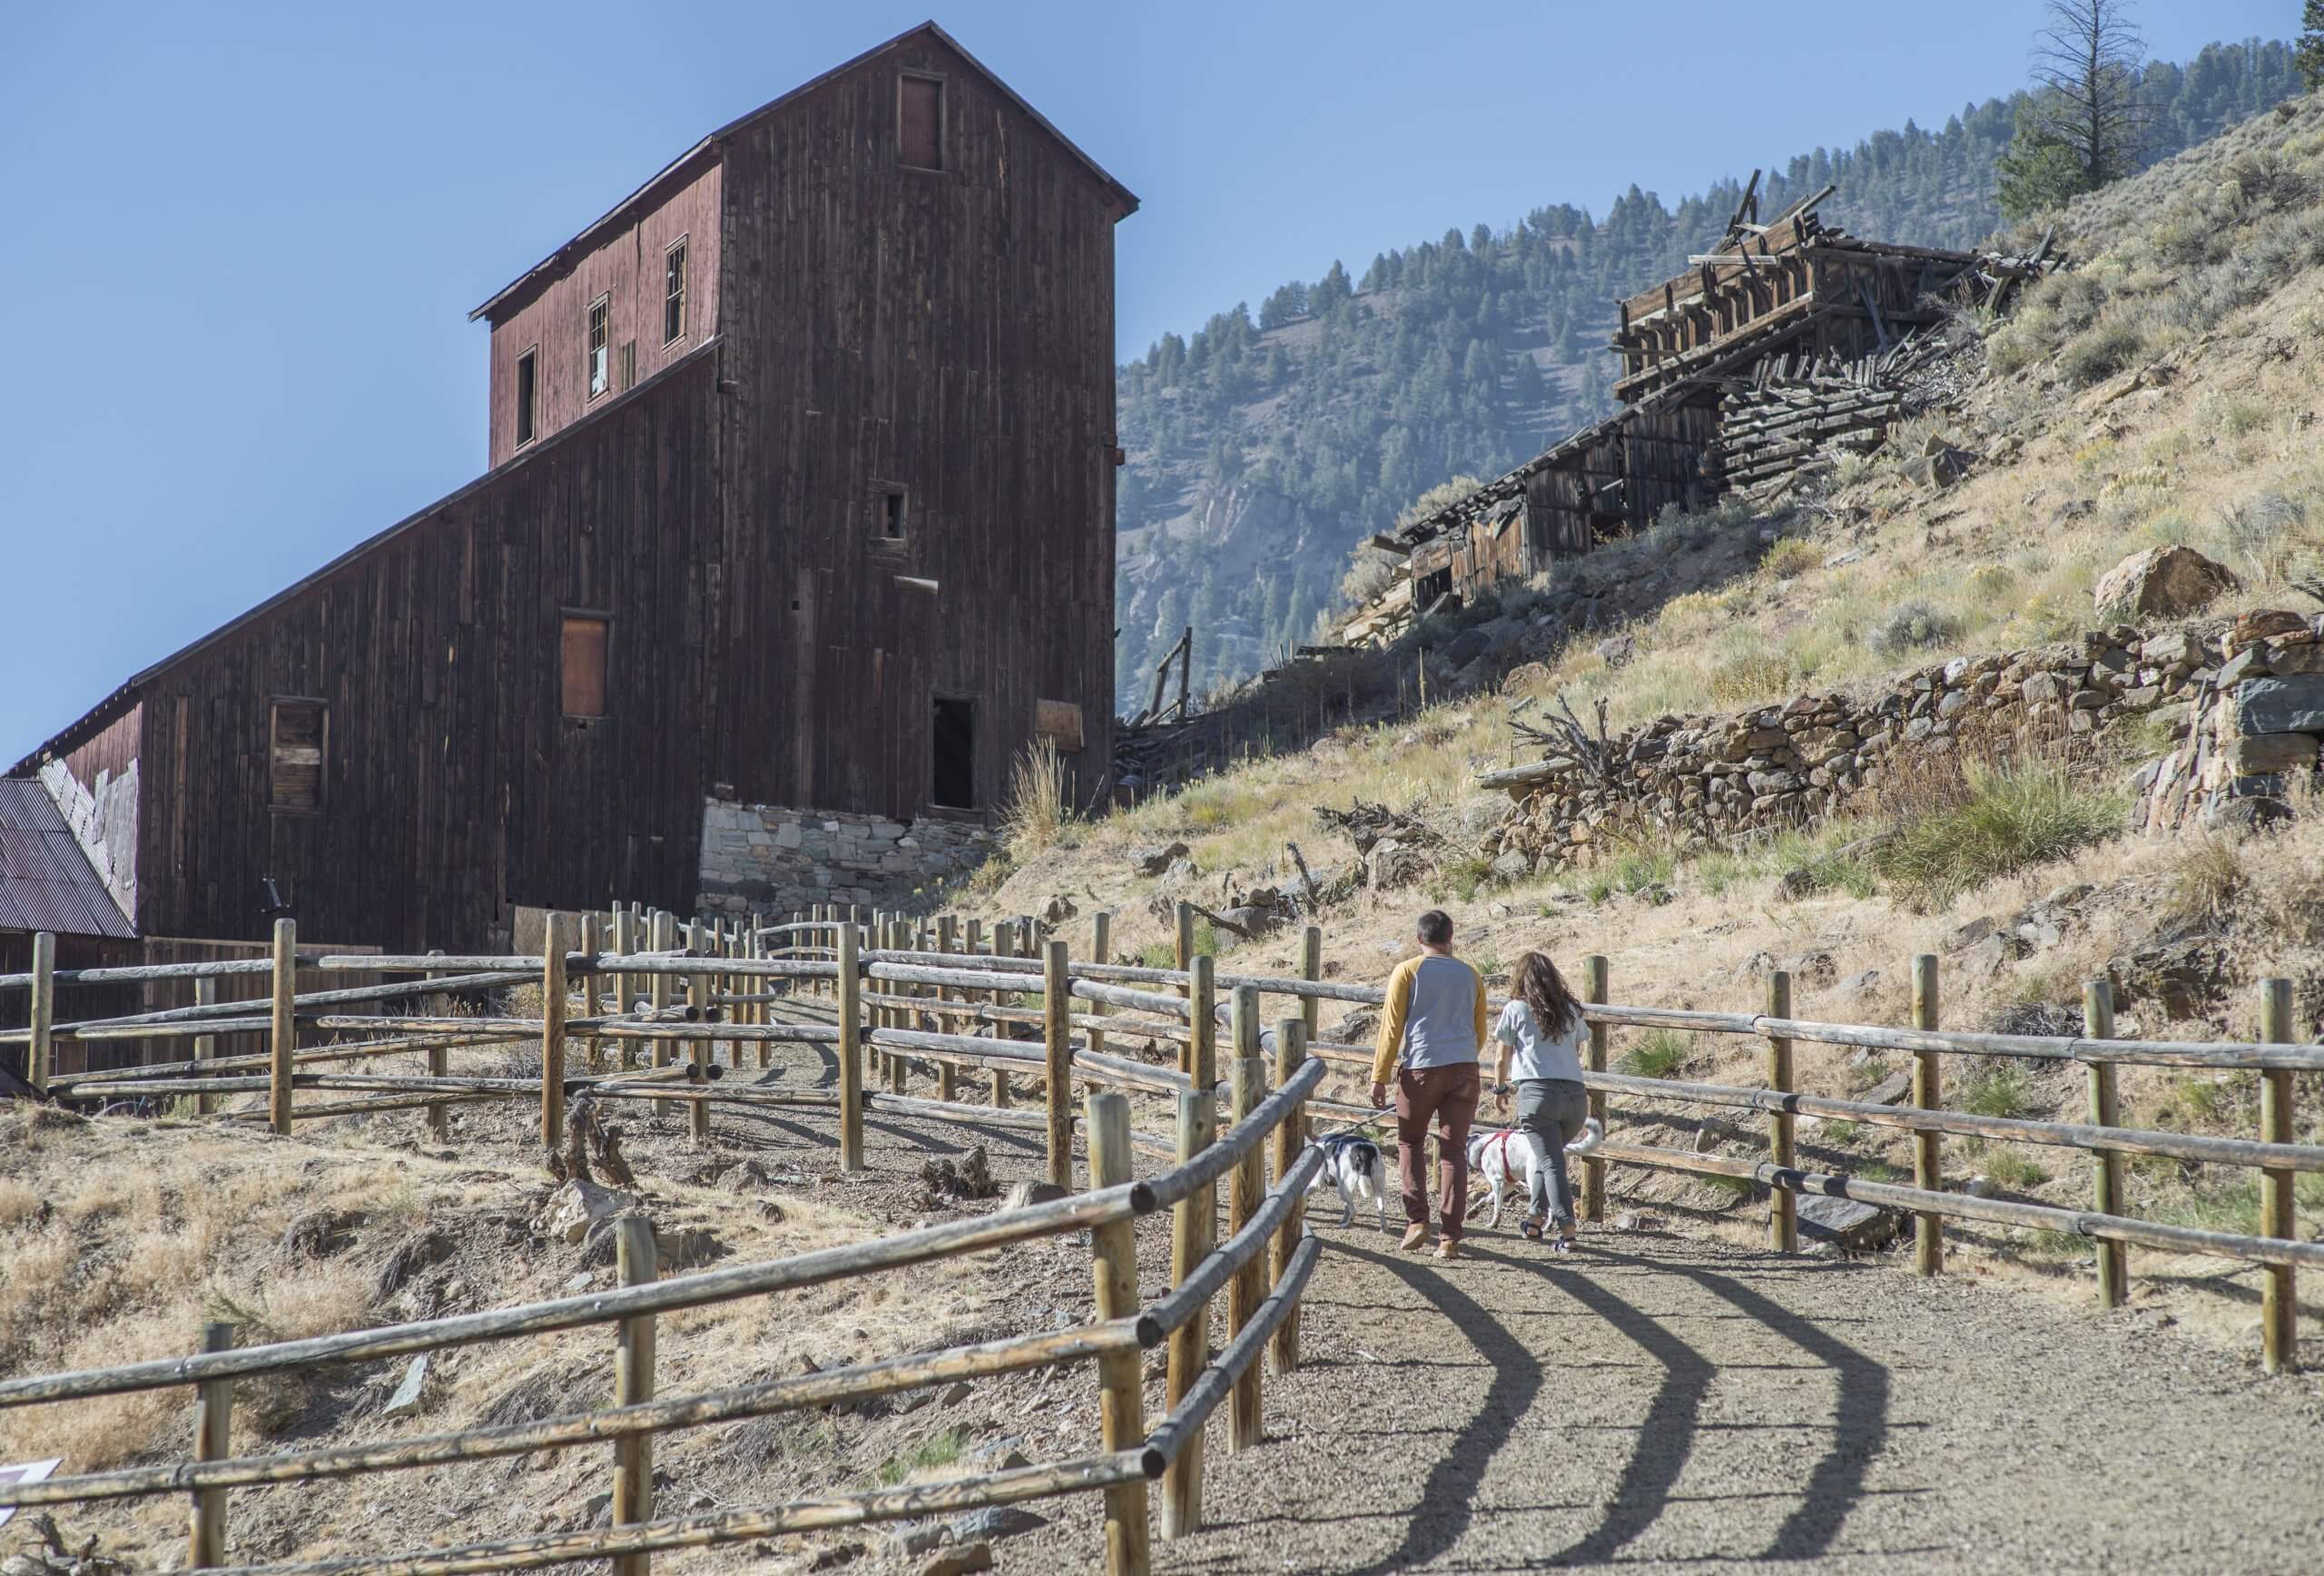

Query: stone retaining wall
<box><xmin>1481</xmin><ymin>615</ymin><xmax>2320</xmax><ymax>872</ymax></box>
<box><xmin>694</xmin><ymin>799</ymin><xmax>996</xmax><ymax>918</ymax></box>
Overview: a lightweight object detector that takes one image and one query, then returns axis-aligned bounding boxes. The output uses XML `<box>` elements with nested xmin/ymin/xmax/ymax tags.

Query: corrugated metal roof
<box><xmin>0</xmin><ymin>780</ymin><xmax>134</xmax><ymax>939</ymax></box>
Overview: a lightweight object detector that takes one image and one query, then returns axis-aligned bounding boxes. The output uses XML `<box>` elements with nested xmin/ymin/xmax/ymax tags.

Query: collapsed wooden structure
<box><xmin>1337</xmin><ymin>186</ymin><xmax>2053</xmax><ymax>646</ymax></box>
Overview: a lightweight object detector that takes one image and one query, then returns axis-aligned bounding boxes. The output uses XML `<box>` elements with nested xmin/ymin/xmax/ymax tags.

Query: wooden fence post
<box><xmin>837</xmin><ymin>920</ymin><xmax>863</xmax><ymax>1174</ymax></box>
<box><xmin>193</xmin><ymin>976</ymin><xmax>219</xmax><ymax>1118</ymax></box>
<box><xmin>1910</xmin><ymin>952</ymin><xmax>1942</xmax><ymax>1276</ymax></box>
<box><xmin>1270</xmin><ymin>1018</ymin><xmax>1308</xmax><ymax>1377</ymax></box>
<box><xmin>1299</xmin><ymin>925</ymin><xmax>1323</xmax><ymax>1042</ymax></box>
<box><xmin>2261</xmin><ymin>976</ymin><xmax>2298</xmax><ymax>1374</ymax></box>
<box><xmin>1186</xmin><ymin>955</ymin><xmax>1216</xmax><ymax>1089</ymax></box>
<box><xmin>425</xmin><ymin>951</ymin><xmax>451</xmax><ymax>1138</ymax></box>
<box><xmin>1163</xmin><ymin>1087</ymin><xmax>1215</xmax><ymax>1538</ymax></box>
<box><xmin>686</xmin><ymin>920</ymin><xmax>713</xmax><ymax>1141</ymax></box>
<box><xmin>188</xmin><ymin>1319</ymin><xmax>233</xmax><ymax>1569</ymax></box>
<box><xmin>580</xmin><ymin>912</ymin><xmax>605</xmax><ymax>1073</ymax></box>
<box><xmin>1227</xmin><ymin>1049</ymin><xmax>1266</xmax><ymax>1452</ymax></box>
<box><xmin>1766</xmin><ymin>970</ymin><xmax>1796</xmax><ymax>1254</ymax></box>
<box><xmin>750</xmin><ymin>913</ymin><xmax>770</xmax><ymax>1069</ymax></box>
<box><xmin>649</xmin><ymin>913</ymin><xmax>677</xmax><ymax>1118</ymax></box>
<box><xmin>541</xmin><ymin>917</ymin><xmax>567</xmax><ymax>1152</ymax></box>
<box><xmin>610</xmin><ymin>1215</ymin><xmax>657</xmax><ymax>1576</ymax></box>
<box><xmin>886</xmin><ymin>920</ymin><xmax>908</xmax><ymax>1097</ymax></box>
<box><xmin>990</xmin><ymin>922</ymin><xmax>1014</xmax><ymax>1108</ymax></box>
<box><xmin>935</xmin><ymin>915</ymin><xmax>959</xmax><ymax>1102</ymax></box>
<box><xmin>1044</xmin><ymin>940</ymin><xmax>1073</xmax><ymax>1189</ymax></box>
<box><xmin>2084</xmin><ymin>978</ymin><xmax>2127</xmax><ymax>1309</ymax></box>
<box><xmin>1088</xmin><ymin>911</ymin><xmax>1111</xmax><ymax>1068</ymax></box>
<box><xmin>1084</xmin><ymin>1091</ymin><xmax>1150</xmax><ymax>1576</ymax></box>
<box><xmin>26</xmin><ymin>931</ymin><xmax>54</xmax><ymax>1094</ymax></box>
<box><xmin>1581</xmin><ymin>954</ymin><xmax>1609</xmax><ymax>1225</ymax></box>
<box><xmin>1174</xmin><ymin>901</ymin><xmax>1195</xmax><ymax>1001</ymax></box>
<box><xmin>612</xmin><ymin>910</ymin><xmax>638</xmax><ymax>1070</ymax></box>
<box><xmin>269</xmin><ymin>918</ymin><xmax>296</xmax><ymax>1137</ymax></box>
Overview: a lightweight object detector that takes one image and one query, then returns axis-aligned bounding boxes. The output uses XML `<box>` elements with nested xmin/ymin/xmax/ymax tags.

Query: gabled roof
<box><xmin>0</xmin><ymin>781</ymin><xmax>134</xmax><ymax>940</ymax></box>
<box><xmin>468</xmin><ymin>20</ymin><xmax>1138</xmax><ymax>323</ymax></box>
<box><xmin>9</xmin><ymin>337</ymin><xmax>724</xmax><ymax>780</ymax></box>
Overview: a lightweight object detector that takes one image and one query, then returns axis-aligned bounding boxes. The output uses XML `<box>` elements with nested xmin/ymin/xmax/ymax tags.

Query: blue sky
<box><xmin>0</xmin><ymin>0</ymin><xmax>2293</xmax><ymax>762</ymax></box>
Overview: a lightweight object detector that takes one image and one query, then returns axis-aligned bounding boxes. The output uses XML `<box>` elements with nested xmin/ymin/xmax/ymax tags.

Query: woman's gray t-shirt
<box><xmin>1492</xmin><ymin>999</ymin><xmax>1586</xmax><ymax>1083</ymax></box>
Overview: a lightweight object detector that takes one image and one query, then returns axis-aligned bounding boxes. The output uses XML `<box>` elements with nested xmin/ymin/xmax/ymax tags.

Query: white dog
<box><xmin>1308</xmin><ymin>1132</ymin><xmax>1390</xmax><ymax>1230</ymax></box>
<box><xmin>1467</xmin><ymin>1118</ymin><xmax>1605</xmax><ymax>1230</ymax></box>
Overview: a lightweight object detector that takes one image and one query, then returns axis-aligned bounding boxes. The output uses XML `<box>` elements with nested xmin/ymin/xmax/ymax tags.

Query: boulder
<box><xmin>2108</xmin><ymin>938</ymin><xmax>2234</xmax><ymax>1019</ymax></box>
<box><xmin>2091</xmin><ymin>546</ymin><xmax>2238</xmax><ymax>617</ymax></box>
<box><xmin>2224</xmin><ymin>733</ymin><xmax>2319</xmax><ymax>775</ymax></box>
<box><xmin>1366</xmin><ymin>839</ymin><xmax>1431</xmax><ymax>889</ymax></box>
<box><xmin>1131</xmin><ymin>842</ymin><xmax>1189</xmax><ymax>877</ymax></box>
<box><xmin>1001</xmin><ymin>1179</ymin><xmax>1068</xmax><ymax>1210</ymax></box>
<box><xmin>1797</xmin><ymin>1194</ymin><xmax>1897</xmax><ymax>1250</ymax></box>
<box><xmin>2232</xmin><ymin>675</ymin><xmax>2324</xmax><ymax>736</ymax></box>
<box><xmin>1443</xmin><ymin>627</ymin><xmax>1493</xmax><ymax>670</ymax></box>
<box><xmin>537</xmin><ymin>1178</ymin><xmax>639</xmax><ymax>1245</ymax></box>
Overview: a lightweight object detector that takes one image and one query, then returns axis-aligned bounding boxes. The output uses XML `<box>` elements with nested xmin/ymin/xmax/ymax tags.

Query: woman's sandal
<box><xmin>1520</xmin><ymin>1216</ymin><xmax>1545</xmax><ymax>1242</ymax></box>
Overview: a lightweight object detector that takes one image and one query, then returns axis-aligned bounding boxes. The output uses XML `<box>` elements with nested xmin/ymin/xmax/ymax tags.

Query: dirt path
<box><xmin>1016</xmin><ymin>1218</ymin><xmax>2324</xmax><ymax>1575</ymax></box>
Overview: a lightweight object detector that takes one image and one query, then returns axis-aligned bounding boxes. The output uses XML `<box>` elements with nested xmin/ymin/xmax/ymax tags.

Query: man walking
<box><xmin>1371</xmin><ymin>909</ymin><xmax>1488</xmax><ymax>1259</ymax></box>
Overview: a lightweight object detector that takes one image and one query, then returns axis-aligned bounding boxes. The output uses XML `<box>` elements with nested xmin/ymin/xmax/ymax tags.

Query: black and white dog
<box><xmin>1309</xmin><ymin>1131</ymin><xmax>1391</xmax><ymax>1230</ymax></box>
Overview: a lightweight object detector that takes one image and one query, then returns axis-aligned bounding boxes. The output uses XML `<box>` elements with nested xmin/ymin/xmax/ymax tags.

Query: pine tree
<box><xmin>2300</xmin><ymin>0</ymin><xmax>2324</xmax><ymax>91</ymax></box>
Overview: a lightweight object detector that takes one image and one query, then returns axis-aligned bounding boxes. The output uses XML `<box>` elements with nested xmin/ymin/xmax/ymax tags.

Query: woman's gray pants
<box><xmin>1517</xmin><ymin>1078</ymin><xmax>1589</xmax><ymax>1228</ymax></box>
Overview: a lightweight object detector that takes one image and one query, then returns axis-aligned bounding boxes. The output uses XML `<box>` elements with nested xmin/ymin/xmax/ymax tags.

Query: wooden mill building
<box><xmin>1344</xmin><ymin>191</ymin><xmax>2039</xmax><ymax>640</ymax></box>
<box><xmin>6</xmin><ymin>23</ymin><xmax>1137</xmax><ymax>952</ymax></box>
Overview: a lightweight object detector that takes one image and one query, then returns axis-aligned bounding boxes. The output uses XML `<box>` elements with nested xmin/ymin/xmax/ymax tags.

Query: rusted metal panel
<box><xmin>0</xmin><ymin>782</ymin><xmax>133</xmax><ymax>940</ymax></box>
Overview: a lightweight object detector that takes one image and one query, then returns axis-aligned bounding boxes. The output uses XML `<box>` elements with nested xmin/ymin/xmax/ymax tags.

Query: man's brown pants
<box><xmin>1395</xmin><ymin>1062</ymin><xmax>1481</xmax><ymax>1239</ymax></box>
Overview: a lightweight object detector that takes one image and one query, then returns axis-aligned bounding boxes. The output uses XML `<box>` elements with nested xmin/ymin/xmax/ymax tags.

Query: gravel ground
<box><xmin>1012</xmin><ymin>1219</ymin><xmax>2324</xmax><ymax>1575</ymax></box>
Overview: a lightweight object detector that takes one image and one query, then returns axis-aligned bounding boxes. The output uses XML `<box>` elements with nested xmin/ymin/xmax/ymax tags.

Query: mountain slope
<box><xmin>1113</xmin><ymin>39</ymin><xmax>2301</xmax><ymax>712</ymax></box>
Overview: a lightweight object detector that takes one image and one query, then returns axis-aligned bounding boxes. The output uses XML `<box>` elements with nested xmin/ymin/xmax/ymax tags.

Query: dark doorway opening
<box><xmin>932</xmin><ymin>697</ymin><xmax>975</xmax><ymax>809</ymax></box>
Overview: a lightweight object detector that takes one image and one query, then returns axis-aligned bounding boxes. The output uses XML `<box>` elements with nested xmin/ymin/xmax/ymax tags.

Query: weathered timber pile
<box><xmin>1713</xmin><ymin>330</ymin><xmax>1956</xmax><ymax>500</ymax></box>
<box><xmin>2136</xmin><ymin>609</ymin><xmax>2324</xmax><ymax>835</ymax></box>
<box><xmin>1478</xmin><ymin>621</ymin><xmax>2250</xmax><ymax>874</ymax></box>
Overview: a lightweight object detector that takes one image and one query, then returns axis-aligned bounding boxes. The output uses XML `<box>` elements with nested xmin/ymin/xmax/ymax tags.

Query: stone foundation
<box><xmin>695</xmin><ymin>799</ymin><xmax>997</xmax><ymax>918</ymax></box>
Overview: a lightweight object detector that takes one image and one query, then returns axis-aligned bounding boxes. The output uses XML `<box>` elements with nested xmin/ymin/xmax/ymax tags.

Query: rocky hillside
<box><xmin>990</xmin><ymin>84</ymin><xmax>2324</xmax><ymax>1309</ymax></box>
<box><xmin>1111</xmin><ymin>40</ymin><xmax>2302</xmax><ymax>713</ymax></box>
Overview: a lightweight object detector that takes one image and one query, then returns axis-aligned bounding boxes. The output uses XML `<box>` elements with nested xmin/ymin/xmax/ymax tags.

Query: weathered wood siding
<box><xmin>133</xmin><ymin>356</ymin><xmax>725</xmax><ymax>950</ymax></box>
<box><xmin>1623</xmin><ymin>402</ymin><xmax>1723</xmax><ymax>528</ymax></box>
<box><xmin>713</xmin><ymin>32</ymin><xmax>1122</xmax><ymax>822</ymax></box>
<box><xmin>485</xmin><ymin>163</ymin><xmax>724</xmax><ymax>467</ymax></box>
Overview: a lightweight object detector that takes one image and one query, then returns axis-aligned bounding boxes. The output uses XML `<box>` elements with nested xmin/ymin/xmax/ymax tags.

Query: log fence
<box><xmin>4</xmin><ymin>902</ymin><xmax>2322</xmax><ymax>1572</ymax></box>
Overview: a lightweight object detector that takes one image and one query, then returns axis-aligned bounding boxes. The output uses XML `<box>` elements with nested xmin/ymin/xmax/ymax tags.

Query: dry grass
<box><xmin>1000</xmin><ymin>736</ymin><xmax>1073</xmax><ymax>856</ymax></box>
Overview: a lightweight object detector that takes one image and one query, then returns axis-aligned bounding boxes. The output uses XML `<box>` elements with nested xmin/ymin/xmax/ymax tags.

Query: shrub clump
<box><xmin>1868</xmin><ymin>600</ymin><xmax>1964</xmax><ymax>656</ymax></box>
<box><xmin>1875</xmin><ymin>761</ymin><xmax>2123</xmax><ymax>910</ymax></box>
<box><xmin>2059</xmin><ymin>320</ymin><xmax>2146</xmax><ymax>389</ymax></box>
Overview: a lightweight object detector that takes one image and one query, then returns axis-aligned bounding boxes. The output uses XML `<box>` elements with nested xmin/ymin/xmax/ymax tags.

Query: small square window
<box><xmin>878</xmin><ymin>484</ymin><xmax>909</xmax><ymax>540</ymax></box>
<box><xmin>269</xmin><ymin>699</ymin><xmax>327</xmax><ymax>813</ymax></box>
<box><xmin>586</xmin><ymin>297</ymin><xmax>610</xmax><ymax>399</ymax></box>
<box><xmin>563</xmin><ymin>615</ymin><xmax>609</xmax><ymax>719</ymax></box>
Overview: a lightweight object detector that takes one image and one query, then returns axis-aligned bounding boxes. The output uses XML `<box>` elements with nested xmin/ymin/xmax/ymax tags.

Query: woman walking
<box><xmin>1492</xmin><ymin>951</ymin><xmax>1590</xmax><ymax>1254</ymax></box>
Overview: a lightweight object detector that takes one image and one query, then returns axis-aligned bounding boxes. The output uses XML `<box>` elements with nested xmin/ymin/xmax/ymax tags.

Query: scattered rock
<box><xmin>537</xmin><ymin>1178</ymin><xmax>640</xmax><ymax>1246</ymax></box>
<box><xmin>1000</xmin><ymin>1179</ymin><xmax>1068</xmax><ymax>1210</ymax></box>
<box><xmin>1365</xmin><ymin>840</ymin><xmax>1432</xmax><ymax>890</ymax></box>
<box><xmin>383</xmin><ymin>1354</ymin><xmax>428</xmax><ymax>1417</ymax></box>
<box><xmin>1797</xmin><ymin>1194</ymin><xmax>1897</xmax><ymax>1250</ymax></box>
<box><xmin>2091</xmin><ymin>545</ymin><xmax>2238</xmax><ymax>616</ymax></box>
<box><xmin>1835</xmin><ymin>969</ymin><xmax>1883</xmax><ymax>997</ymax></box>
<box><xmin>940</xmin><ymin>1381</ymin><xmax>973</xmax><ymax>1406</ymax></box>
<box><xmin>920</xmin><ymin>1543</ymin><xmax>993</xmax><ymax>1576</ymax></box>
<box><xmin>1860</xmin><ymin>1072</ymin><xmax>1912</xmax><ymax>1107</ymax></box>
<box><xmin>370</xmin><ymin>1227</ymin><xmax>455</xmax><ymax>1302</ymax></box>
<box><xmin>920</xmin><ymin>1146</ymin><xmax>1000</xmax><ymax>1202</ymax></box>
<box><xmin>1775</xmin><ymin>868</ymin><xmax>1817</xmax><ymax>901</ymax></box>
<box><xmin>949</xmin><ymin>1506</ymin><xmax>1046</xmax><ymax>1542</ymax></box>
<box><xmin>886</xmin><ymin>1524</ymin><xmax>944</xmax><ymax>1558</ymax></box>
<box><xmin>1965</xmin><ymin>1175</ymin><xmax>1997</xmax><ymax>1199</ymax></box>
<box><xmin>1594</xmin><ymin>634</ymin><xmax>1637</xmax><ymax>666</ymax></box>
<box><xmin>1131</xmin><ymin>842</ymin><xmax>1189</xmax><ymax>877</ymax></box>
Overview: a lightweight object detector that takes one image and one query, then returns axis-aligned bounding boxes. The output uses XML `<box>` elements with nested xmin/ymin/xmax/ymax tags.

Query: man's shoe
<box><xmin>1398</xmin><ymin>1224</ymin><xmax>1430</xmax><ymax>1252</ymax></box>
<box><xmin>1433</xmin><ymin>1238</ymin><xmax>1461</xmax><ymax>1261</ymax></box>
